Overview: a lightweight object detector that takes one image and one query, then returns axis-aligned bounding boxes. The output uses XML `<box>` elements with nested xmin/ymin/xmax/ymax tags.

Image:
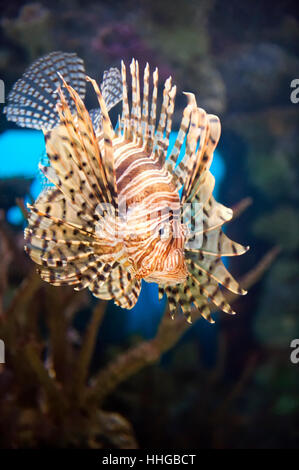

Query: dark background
<box><xmin>0</xmin><ymin>0</ymin><xmax>298</xmax><ymax>449</ymax></box>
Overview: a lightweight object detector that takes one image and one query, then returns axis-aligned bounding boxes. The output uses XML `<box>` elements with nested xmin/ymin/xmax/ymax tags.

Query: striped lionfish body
<box><xmin>5</xmin><ymin>52</ymin><xmax>248</xmax><ymax>322</ymax></box>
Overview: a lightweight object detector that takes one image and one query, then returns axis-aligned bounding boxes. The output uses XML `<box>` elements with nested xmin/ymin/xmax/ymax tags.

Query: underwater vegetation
<box><xmin>0</xmin><ymin>212</ymin><xmax>278</xmax><ymax>447</ymax></box>
<box><xmin>0</xmin><ymin>0</ymin><xmax>298</xmax><ymax>450</ymax></box>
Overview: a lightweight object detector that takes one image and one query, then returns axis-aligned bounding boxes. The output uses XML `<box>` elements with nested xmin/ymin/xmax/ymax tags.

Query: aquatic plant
<box><xmin>0</xmin><ymin>0</ymin><xmax>297</xmax><ymax>450</ymax></box>
<box><xmin>0</xmin><ymin>203</ymin><xmax>278</xmax><ymax>448</ymax></box>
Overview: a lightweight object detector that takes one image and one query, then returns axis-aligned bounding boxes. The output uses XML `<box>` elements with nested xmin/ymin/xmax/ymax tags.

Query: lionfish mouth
<box><xmin>144</xmin><ymin>269</ymin><xmax>188</xmax><ymax>286</ymax></box>
<box><xmin>137</xmin><ymin>248</ymin><xmax>188</xmax><ymax>285</ymax></box>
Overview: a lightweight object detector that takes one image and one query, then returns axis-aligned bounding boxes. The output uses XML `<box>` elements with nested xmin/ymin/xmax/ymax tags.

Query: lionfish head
<box><xmin>130</xmin><ymin>214</ymin><xmax>189</xmax><ymax>286</ymax></box>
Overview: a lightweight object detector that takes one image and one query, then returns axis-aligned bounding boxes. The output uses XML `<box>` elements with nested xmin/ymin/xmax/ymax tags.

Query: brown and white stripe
<box><xmin>18</xmin><ymin>55</ymin><xmax>248</xmax><ymax>320</ymax></box>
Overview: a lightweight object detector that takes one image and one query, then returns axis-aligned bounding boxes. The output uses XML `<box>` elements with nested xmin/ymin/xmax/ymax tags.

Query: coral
<box><xmin>227</xmin><ymin>108</ymin><xmax>299</xmax><ymax>201</ymax></box>
<box><xmin>86</xmin><ymin>246</ymin><xmax>279</xmax><ymax>406</ymax></box>
<box><xmin>91</xmin><ymin>22</ymin><xmax>173</xmax><ymax>82</ymax></box>
<box><xmin>2</xmin><ymin>3</ymin><xmax>52</xmax><ymax>59</ymax></box>
<box><xmin>253</xmin><ymin>206</ymin><xmax>299</xmax><ymax>253</ymax></box>
<box><xmin>0</xmin><ymin>203</ymin><xmax>279</xmax><ymax>448</ymax></box>
<box><xmin>219</xmin><ymin>43</ymin><xmax>299</xmax><ymax>111</ymax></box>
<box><xmin>140</xmin><ymin>0</ymin><xmax>226</xmax><ymax>114</ymax></box>
<box><xmin>0</xmin><ymin>177</ymin><xmax>33</xmax><ymax>213</ymax></box>
<box><xmin>0</xmin><ymin>0</ymin><xmax>298</xmax><ymax>450</ymax></box>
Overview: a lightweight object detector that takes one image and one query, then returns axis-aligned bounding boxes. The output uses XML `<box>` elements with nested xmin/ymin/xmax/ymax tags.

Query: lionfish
<box><xmin>5</xmin><ymin>51</ymin><xmax>248</xmax><ymax>323</ymax></box>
